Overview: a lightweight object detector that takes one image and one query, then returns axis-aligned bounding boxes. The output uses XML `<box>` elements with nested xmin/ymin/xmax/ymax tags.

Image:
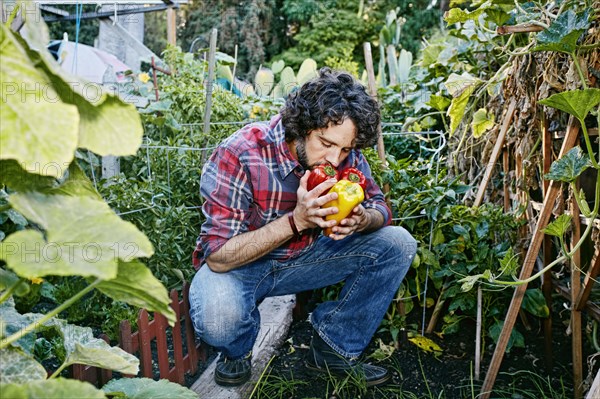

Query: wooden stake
<box><xmin>203</xmin><ymin>29</ymin><xmax>218</xmax><ymax>137</ymax></box>
<box><xmin>363</xmin><ymin>42</ymin><xmax>391</xmax><ymax>204</ymax></box>
<box><xmin>479</xmin><ymin>119</ymin><xmax>580</xmax><ymax>398</ymax></box>
<box><xmin>497</xmin><ymin>23</ymin><xmax>544</xmax><ymax>35</ymax></box>
<box><xmin>473</xmin><ymin>99</ymin><xmax>517</xmax><ymax>207</ymax></box>
<box><xmin>167</xmin><ymin>6</ymin><xmax>176</xmax><ymax>46</ymax></box>
<box><xmin>475</xmin><ymin>286</ymin><xmax>482</xmax><ymax>380</ymax></box>
<box><xmin>571</xmin><ymin>175</ymin><xmax>583</xmax><ymax>399</ymax></box>
<box><xmin>542</xmin><ymin>114</ymin><xmax>554</xmax><ymax>368</ymax></box>
<box><xmin>503</xmin><ymin>147</ymin><xmax>510</xmax><ymax>211</ymax></box>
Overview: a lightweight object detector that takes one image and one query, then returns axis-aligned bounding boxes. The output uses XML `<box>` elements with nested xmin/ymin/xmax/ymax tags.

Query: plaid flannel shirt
<box><xmin>192</xmin><ymin>115</ymin><xmax>392</xmax><ymax>269</ymax></box>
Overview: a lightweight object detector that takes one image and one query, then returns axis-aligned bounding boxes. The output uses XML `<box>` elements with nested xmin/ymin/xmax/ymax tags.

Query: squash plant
<box><xmin>0</xmin><ymin>17</ymin><xmax>194</xmax><ymax>398</ymax></box>
<box><xmin>456</xmin><ymin>1</ymin><xmax>600</xmax><ymax>288</ymax></box>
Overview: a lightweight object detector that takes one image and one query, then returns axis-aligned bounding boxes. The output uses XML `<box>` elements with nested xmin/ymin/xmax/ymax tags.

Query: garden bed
<box><xmin>249</xmin><ymin>293</ymin><xmax>598</xmax><ymax>398</ymax></box>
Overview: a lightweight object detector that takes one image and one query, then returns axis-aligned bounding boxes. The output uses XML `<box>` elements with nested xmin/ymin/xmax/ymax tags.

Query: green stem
<box><xmin>5</xmin><ymin>3</ymin><xmax>19</xmax><ymax>26</ymax></box>
<box><xmin>0</xmin><ymin>278</ymin><xmax>24</xmax><ymax>304</ymax></box>
<box><xmin>568</xmin><ymin>214</ymin><xmax>596</xmax><ymax>257</ymax></box>
<box><xmin>571</xmin><ymin>183</ymin><xmax>592</xmax><ymax>218</ymax></box>
<box><xmin>0</xmin><ymin>204</ymin><xmax>11</xmax><ymax>213</ymax></box>
<box><xmin>579</xmin><ymin>117</ymin><xmax>600</xmax><ymax>169</ymax></box>
<box><xmin>570</xmin><ymin>52</ymin><xmax>588</xmax><ymax>90</ymax></box>
<box><xmin>49</xmin><ymin>362</ymin><xmax>69</xmax><ymax>379</ymax></box>
<box><xmin>0</xmin><ymin>280</ymin><xmax>100</xmax><ymax>350</ymax></box>
<box><xmin>579</xmin><ymin>42</ymin><xmax>600</xmax><ymax>51</ymax></box>
<box><xmin>493</xmin><ymin>254</ymin><xmax>568</xmax><ymax>286</ymax></box>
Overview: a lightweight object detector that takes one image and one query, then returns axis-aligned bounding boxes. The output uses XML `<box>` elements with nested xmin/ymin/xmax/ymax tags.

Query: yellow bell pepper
<box><xmin>322</xmin><ymin>179</ymin><xmax>365</xmax><ymax>236</ymax></box>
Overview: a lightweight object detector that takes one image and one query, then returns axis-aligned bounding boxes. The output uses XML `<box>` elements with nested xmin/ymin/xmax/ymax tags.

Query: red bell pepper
<box><xmin>340</xmin><ymin>167</ymin><xmax>367</xmax><ymax>190</ymax></box>
<box><xmin>307</xmin><ymin>164</ymin><xmax>338</xmax><ymax>192</ymax></box>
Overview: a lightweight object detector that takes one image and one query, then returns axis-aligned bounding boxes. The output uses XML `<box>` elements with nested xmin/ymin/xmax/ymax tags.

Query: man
<box><xmin>189</xmin><ymin>68</ymin><xmax>417</xmax><ymax>387</ymax></box>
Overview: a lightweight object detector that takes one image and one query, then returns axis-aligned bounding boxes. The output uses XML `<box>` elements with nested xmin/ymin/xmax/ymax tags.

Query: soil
<box><xmin>249</xmin><ymin>293</ymin><xmax>599</xmax><ymax>399</ymax></box>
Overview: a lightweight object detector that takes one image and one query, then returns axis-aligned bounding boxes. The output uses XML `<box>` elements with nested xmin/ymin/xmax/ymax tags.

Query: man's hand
<box><xmin>293</xmin><ymin>170</ymin><xmax>339</xmax><ymax>232</ymax></box>
<box><xmin>326</xmin><ymin>204</ymin><xmax>370</xmax><ymax>240</ymax></box>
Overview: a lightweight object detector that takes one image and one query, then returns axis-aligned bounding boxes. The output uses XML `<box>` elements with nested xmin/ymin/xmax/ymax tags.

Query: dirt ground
<box><xmin>250</xmin><ymin>294</ymin><xmax>598</xmax><ymax>399</ymax></box>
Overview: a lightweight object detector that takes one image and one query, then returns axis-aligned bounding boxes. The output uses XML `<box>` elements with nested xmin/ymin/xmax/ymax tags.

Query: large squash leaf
<box><xmin>544</xmin><ymin>146</ymin><xmax>592</xmax><ymax>183</ymax></box>
<box><xmin>538</xmin><ymin>88</ymin><xmax>600</xmax><ymax>122</ymax></box>
<box><xmin>96</xmin><ymin>260</ymin><xmax>176</xmax><ymax>326</ymax></box>
<box><xmin>103</xmin><ymin>378</ymin><xmax>198</xmax><ymax>399</ymax></box>
<box><xmin>0</xmin><ymin>378</ymin><xmax>106</xmax><ymax>399</ymax></box>
<box><xmin>0</xmin><ymin>348</ymin><xmax>47</xmax><ymax>384</ymax></box>
<box><xmin>44</xmin><ymin>319</ymin><xmax>138</xmax><ymax>374</ymax></box>
<box><xmin>533</xmin><ymin>9</ymin><xmax>591</xmax><ymax>53</ymax></box>
<box><xmin>0</xmin><ymin>193</ymin><xmax>153</xmax><ymax>279</ymax></box>
<box><xmin>0</xmin><ymin>25</ymin><xmax>79</xmax><ymax>177</ymax></box>
<box><xmin>12</xmin><ymin>31</ymin><xmax>143</xmax><ymax>157</ymax></box>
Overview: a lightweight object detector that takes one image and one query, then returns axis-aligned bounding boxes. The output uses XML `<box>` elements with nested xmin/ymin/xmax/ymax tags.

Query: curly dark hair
<box><xmin>281</xmin><ymin>67</ymin><xmax>380</xmax><ymax>149</ymax></box>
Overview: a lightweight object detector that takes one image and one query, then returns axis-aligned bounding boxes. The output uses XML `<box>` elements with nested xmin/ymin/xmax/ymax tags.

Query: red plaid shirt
<box><xmin>193</xmin><ymin>115</ymin><xmax>392</xmax><ymax>269</ymax></box>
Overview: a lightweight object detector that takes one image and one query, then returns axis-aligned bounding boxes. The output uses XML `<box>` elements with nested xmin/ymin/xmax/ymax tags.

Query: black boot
<box><xmin>214</xmin><ymin>352</ymin><xmax>252</xmax><ymax>387</ymax></box>
<box><xmin>305</xmin><ymin>333</ymin><xmax>390</xmax><ymax>387</ymax></box>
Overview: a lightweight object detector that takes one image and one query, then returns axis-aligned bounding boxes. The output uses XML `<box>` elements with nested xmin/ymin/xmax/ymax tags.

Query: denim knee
<box><xmin>376</xmin><ymin>226</ymin><xmax>418</xmax><ymax>263</ymax></box>
<box><xmin>189</xmin><ymin>266</ymin><xmax>249</xmax><ymax>348</ymax></box>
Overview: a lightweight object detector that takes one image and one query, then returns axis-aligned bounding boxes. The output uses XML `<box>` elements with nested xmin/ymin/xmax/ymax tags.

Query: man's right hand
<box><xmin>293</xmin><ymin>170</ymin><xmax>340</xmax><ymax>232</ymax></box>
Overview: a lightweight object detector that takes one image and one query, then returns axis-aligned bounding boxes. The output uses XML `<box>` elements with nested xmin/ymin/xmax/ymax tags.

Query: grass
<box><xmin>251</xmin><ymin>354</ymin><xmax>573</xmax><ymax>399</ymax></box>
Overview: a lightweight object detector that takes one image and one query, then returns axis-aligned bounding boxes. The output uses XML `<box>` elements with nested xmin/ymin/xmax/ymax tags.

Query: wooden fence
<box><xmin>71</xmin><ymin>282</ymin><xmax>206</xmax><ymax>387</ymax></box>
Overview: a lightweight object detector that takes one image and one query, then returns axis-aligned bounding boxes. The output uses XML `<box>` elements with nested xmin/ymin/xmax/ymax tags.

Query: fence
<box><xmin>71</xmin><ymin>282</ymin><xmax>206</xmax><ymax>387</ymax></box>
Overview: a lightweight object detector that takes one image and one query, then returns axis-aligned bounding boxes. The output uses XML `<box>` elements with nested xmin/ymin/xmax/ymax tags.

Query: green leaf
<box><xmin>0</xmin><ymin>160</ymin><xmax>58</xmax><ymax>192</ymax></box>
<box><xmin>1</xmin><ymin>193</ymin><xmax>153</xmax><ymax>279</ymax></box>
<box><xmin>544</xmin><ymin>147</ymin><xmax>592</xmax><ymax>183</ymax></box>
<box><xmin>45</xmin><ymin>319</ymin><xmax>139</xmax><ymax>374</ymax></box>
<box><xmin>0</xmin><ymin>298</ymin><xmax>41</xmax><ymax>353</ymax></box>
<box><xmin>533</xmin><ymin>9</ymin><xmax>591</xmax><ymax>53</ymax></box>
<box><xmin>444</xmin><ymin>72</ymin><xmax>481</xmax><ymax>97</ymax></box>
<box><xmin>11</xmin><ymin>29</ymin><xmax>143</xmax><ymax>158</ymax></box>
<box><xmin>49</xmin><ymin>163</ymin><xmax>101</xmax><ymax>199</ymax></box>
<box><xmin>447</xmin><ymin>89</ymin><xmax>471</xmax><ymax>136</ymax></box>
<box><xmin>538</xmin><ymin>89</ymin><xmax>600</xmax><ymax>122</ymax></box>
<box><xmin>0</xmin><ymin>348</ymin><xmax>47</xmax><ymax>384</ymax></box>
<box><xmin>444</xmin><ymin>6</ymin><xmax>485</xmax><ymax>25</ymax></box>
<box><xmin>489</xmin><ymin>321</ymin><xmax>524</xmax><ymax>352</ymax></box>
<box><xmin>458</xmin><ymin>274</ymin><xmax>481</xmax><ymax>292</ymax></box>
<box><xmin>95</xmin><ymin>260</ymin><xmax>176</xmax><ymax>326</ymax></box>
<box><xmin>0</xmin><ymin>268</ymin><xmax>30</xmax><ymax>297</ymax></box>
<box><xmin>471</xmin><ymin>108</ymin><xmax>495</xmax><ymax>138</ymax></box>
<box><xmin>445</xmin><ymin>73</ymin><xmax>481</xmax><ymax>136</ymax></box>
<box><xmin>427</xmin><ymin>95</ymin><xmax>451</xmax><ymax>112</ymax></box>
<box><xmin>498</xmin><ymin>248</ymin><xmax>519</xmax><ymax>277</ymax></box>
<box><xmin>1</xmin><ymin>378</ymin><xmax>106</xmax><ymax>399</ymax></box>
<box><xmin>103</xmin><ymin>377</ymin><xmax>198</xmax><ymax>399</ymax></box>
<box><xmin>522</xmin><ymin>288</ymin><xmax>550</xmax><ymax>318</ymax></box>
<box><xmin>543</xmin><ymin>214</ymin><xmax>572</xmax><ymax>237</ymax></box>
<box><xmin>0</xmin><ymin>25</ymin><xmax>79</xmax><ymax>177</ymax></box>
<box><xmin>76</xmin><ymin>96</ymin><xmax>144</xmax><ymax>157</ymax></box>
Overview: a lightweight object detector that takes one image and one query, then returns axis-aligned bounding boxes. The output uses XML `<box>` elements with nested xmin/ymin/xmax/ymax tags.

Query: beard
<box><xmin>295</xmin><ymin>138</ymin><xmax>311</xmax><ymax>170</ymax></box>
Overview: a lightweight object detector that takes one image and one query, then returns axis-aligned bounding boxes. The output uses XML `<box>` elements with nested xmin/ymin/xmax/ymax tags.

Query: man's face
<box><xmin>294</xmin><ymin>118</ymin><xmax>356</xmax><ymax>170</ymax></box>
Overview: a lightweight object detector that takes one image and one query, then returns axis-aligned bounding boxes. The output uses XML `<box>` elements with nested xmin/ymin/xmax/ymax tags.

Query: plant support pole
<box><xmin>203</xmin><ymin>29</ymin><xmax>218</xmax><ymax>136</ymax></box>
<box><xmin>475</xmin><ymin>286</ymin><xmax>482</xmax><ymax>380</ymax></box>
<box><xmin>473</xmin><ymin>99</ymin><xmax>517</xmax><ymax>207</ymax></box>
<box><xmin>479</xmin><ymin>119</ymin><xmax>580</xmax><ymax>399</ymax></box>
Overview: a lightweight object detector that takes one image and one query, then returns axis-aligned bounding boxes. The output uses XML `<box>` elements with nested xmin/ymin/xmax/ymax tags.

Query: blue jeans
<box><xmin>189</xmin><ymin>226</ymin><xmax>417</xmax><ymax>359</ymax></box>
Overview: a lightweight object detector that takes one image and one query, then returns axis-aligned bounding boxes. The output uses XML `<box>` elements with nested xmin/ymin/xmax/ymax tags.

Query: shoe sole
<box><xmin>305</xmin><ymin>361</ymin><xmax>390</xmax><ymax>387</ymax></box>
<box><xmin>214</xmin><ymin>373</ymin><xmax>251</xmax><ymax>387</ymax></box>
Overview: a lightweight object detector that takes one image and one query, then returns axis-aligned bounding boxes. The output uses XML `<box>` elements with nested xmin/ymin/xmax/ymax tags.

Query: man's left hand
<box><xmin>327</xmin><ymin>205</ymin><xmax>370</xmax><ymax>240</ymax></box>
